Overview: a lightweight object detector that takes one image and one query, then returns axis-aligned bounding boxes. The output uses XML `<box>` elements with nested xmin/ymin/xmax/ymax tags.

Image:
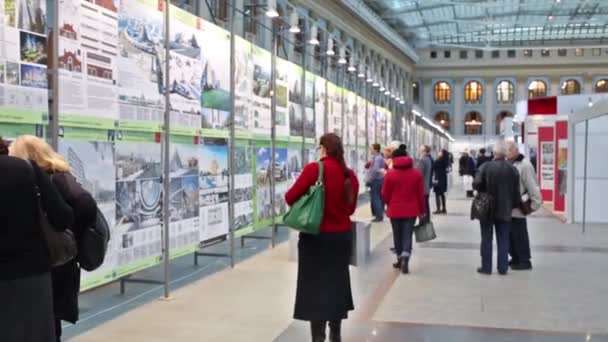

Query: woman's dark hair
<box><xmin>392</xmin><ymin>144</ymin><xmax>408</xmax><ymax>158</ymax></box>
<box><xmin>0</xmin><ymin>137</ymin><xmax>9</xmax><ymax>155</ymax></box>
<box><xmin>320</xmin><ymin>133</ymin><xmax>354</xmax><ymax>205</ymax></box>
<box><xmin>372</xmin><ymin>143</ymin><xmax>381</xmax><ymax>153</ymax></box>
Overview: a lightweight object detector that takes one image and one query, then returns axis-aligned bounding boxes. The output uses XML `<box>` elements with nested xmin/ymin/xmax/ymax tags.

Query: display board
<box><xmin>0</xmin><ymin>0</ymin><xmax>415</xmax><ymax>292</ymax></box>
<box><xmin>0</xmin><ymin>0</ymin><xmax>49</xmax><ymax>134</ymax></box>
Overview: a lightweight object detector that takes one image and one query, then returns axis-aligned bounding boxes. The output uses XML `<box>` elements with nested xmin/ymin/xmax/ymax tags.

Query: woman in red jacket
<box><xmin>381</xmin><ymin>146</ymin><xmax>426</xmax><ymax>274</ymax></box>
<box><xmin>285</xmin><ymin>133</ymin><xmax>359</xmax><ymax>342</ymax></box>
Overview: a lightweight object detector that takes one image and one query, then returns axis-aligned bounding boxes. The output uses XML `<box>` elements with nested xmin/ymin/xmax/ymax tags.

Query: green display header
<box><xmin>0</xmin><ymin>109</ymin><xmax>47</xmax><ymax>125</ymax></box>
<box><xmin>60</xmin><ymin>114</ymin><xmax>116</xmax><ymax>130</ymax></box>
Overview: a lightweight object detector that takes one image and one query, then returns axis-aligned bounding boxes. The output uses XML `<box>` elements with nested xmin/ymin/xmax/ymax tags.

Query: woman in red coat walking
<box><xmin>285</xmin><ymin>133</ymin><xmax>359</xmax><ymax>342</ymax></box>
<box><xmin>381</xmin><ymin>147</ymin><xmax>426</xmax><ymax>274</ymax></box>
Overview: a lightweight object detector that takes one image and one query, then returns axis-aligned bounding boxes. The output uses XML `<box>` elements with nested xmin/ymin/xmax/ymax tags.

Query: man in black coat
<box><xmin>473</xmin><ymin>142</ymin><xmax>521</xmax><ymax>275</ymax></box>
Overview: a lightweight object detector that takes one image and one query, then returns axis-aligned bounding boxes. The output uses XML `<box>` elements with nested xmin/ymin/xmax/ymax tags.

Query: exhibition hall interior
<box><xmin>0</xmin><ymin>0</ymin><xmax>607</xmax><ymax>341</ymax></box>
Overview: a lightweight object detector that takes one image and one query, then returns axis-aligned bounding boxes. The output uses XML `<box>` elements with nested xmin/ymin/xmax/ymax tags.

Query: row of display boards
<box><xmin>0</xmin><ymin>0</ymin><xmax>395</xmax><ymax>291</ymax></box>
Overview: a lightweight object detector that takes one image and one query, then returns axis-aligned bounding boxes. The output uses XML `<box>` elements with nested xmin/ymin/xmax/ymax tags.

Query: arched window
<box><xmin>595</xmin><ymin>79</ymin><xmax>608</xmax><ymax>93</ymax></box>
<box><xmin>528</xmin><ymin>80</ymin><xmax>547</xmax><ymax>99</ymax></box>
<box><xmin>496</xmin><ymin>111</ymin><xmax>513</xmax><ymax>135</ymax></box>
<box><xmin>434</xmin><ymin>81</ymin><xmax>451</xmax><ymax>104</ymax></box>
<box><xmin>464</xmin><ymin>81</ymin><xmax>483</xmax><ymax>104</ymax></box>
<box><xmin>496</xmin><ymin>80</ymin><xmax>514</xmax><ymax>104</ymax></box>
<box><xmin>464</xmin><ymin>111</ymin><xmax>483</xmax><ymax>135</ymax></box>
<box><xmin>561</xmin><ymin>79</ymin><xmax>581</xmax><ymax>95</ymax></box>
<box><xmin>434</xmin><ymin>111</ymin><xmax>450</xmax><ymax>131</ymax></box>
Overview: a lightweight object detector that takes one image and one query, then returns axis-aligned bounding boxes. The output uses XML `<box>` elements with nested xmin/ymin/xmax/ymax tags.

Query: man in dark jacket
<box><xmin>476</xmin><ymin>148</ymin><xmax>491</xmax><ymax>170</ymax></box>
<box><xmin>473</xmin><ymin>142</ymin><xmax>521</xmax><ymax>275</ymax></box>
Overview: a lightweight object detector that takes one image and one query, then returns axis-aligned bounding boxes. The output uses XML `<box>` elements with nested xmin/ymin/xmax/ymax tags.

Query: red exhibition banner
<box><xmin>538</xmin><ymin>126</ymin><xmax>555</xmax><ymax>202</ymax></box>
<box><xmin>554</xmin><ymin>120</ymin><xmax>568</xmax><ymax>212</ymax></box>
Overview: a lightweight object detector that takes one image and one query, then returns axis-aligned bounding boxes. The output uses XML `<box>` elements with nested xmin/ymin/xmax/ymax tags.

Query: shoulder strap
<box><xmin>317</xmin><ymin>161</ymin><xmax>324</xmax><ymax>184</ymax></box>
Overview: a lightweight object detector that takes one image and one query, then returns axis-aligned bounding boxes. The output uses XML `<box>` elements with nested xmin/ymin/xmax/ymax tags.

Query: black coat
<box><xmin>473</xmin><ymin>159</ymin><xmax>521</xmax><ymax>222</ymax></box>
<box><xmin>433</xmin><ymin>157</ymin><xmax>449</xmax><ymax>194</ymax></box>
<box><xmin>294</xmin><ymin>230</ymin><xmax>354</xmax><ymax>321</ymax></box>
<box><xmin>50</xmin><ymin>172</ymin><xmax>97</xmax><ymax>323</ymax></box>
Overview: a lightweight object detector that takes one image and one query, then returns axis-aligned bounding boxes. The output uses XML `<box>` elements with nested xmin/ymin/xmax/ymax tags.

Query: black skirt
<box><xmin>294</xmin><ymin>230</ymin><xmax>354</xmax><ymax>321</ymax></box>
<box><xmin>0</xmin><ymin>272</ymin><xmax>55</xmax><ymax>342</ymax></box>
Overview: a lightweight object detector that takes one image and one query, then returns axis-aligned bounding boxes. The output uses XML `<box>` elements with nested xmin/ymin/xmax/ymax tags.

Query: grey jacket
<box><xmin>510</xmin><ymin>154</ymin><xmax>543</xmax><ymax>218</ymax></box>
<box><xmin>473</xmin><ymin>158</ymin><xmax>521</xmax><ymax>222</ymax></box>
<box><xmin>416</xmin><ymin>155</ymin><xmax>433</xmax><ymax>195</ymax></box>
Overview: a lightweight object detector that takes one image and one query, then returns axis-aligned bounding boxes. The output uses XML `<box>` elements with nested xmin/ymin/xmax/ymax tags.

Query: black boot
<box><xmin>310</xmin><ymin>321</ymin><xmax>326</xmax><ymax>342</ymax></box>
<box><xmin>392</xmin><ymin>257</ymin><xmax>402</xmax><ymax>269</ymax></box>
<box><xmin>328</xmin><ymin>320</ymin><xmax>341</xmax><ymax>342</ymax></box>
<box><xmin>440</xmin><ymin>195</ymin><xmax>447</xmax><ymax>214</ymax></box>
<box><xmin>401</xmin><ymin>257</ymin><xmax>410</xmax><ymax>274</ymax></box>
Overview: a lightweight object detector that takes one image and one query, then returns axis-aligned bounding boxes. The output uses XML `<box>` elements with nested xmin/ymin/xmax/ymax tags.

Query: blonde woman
<box><xmin>10</xmin><ymin>135</ymin><xmax>97</xmax><ymax>342</ymax></box>
<box><xmin>1</xmin><ymin>137</ymin><xmax>74</xmax><ymax>342</ymax></box>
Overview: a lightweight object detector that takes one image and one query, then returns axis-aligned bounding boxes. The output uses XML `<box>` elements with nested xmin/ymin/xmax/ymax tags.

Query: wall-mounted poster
<box><xmin>255</xmin><ymin>145</ymin><xmax>288</xmax><ymax>226</ymax></box>
<box><xmin>287</xmin><ymin>61</ymin><xmax>303</xmax><ymax>139</ymax></box>
<box><xmin>59</xmin><ymin>133</ymin><xmax>116</xmax><ymax>290</ymax></box>
<box><xmin>251</xmin><ymin>46</ymin><xmax>272</xmax><ymax>134</ymax></box>
<box><xmin>275</xmin><ymin>58</ymin><xmax>291</xmax><ymax>138</ymax></box>
<box><xmin>168</xmin><ymin>137</ymin><xmax>201</xmax><ymax>256</ymax></box>
<box><xmin>113</xmin><ymin>134</ymin><xmax>163</xmax><ymax>281</ymax></box>
<box><xmin>540</xmin><ymin>141</ymin><xmax>555</xmax><ymax>191</ymax></box>
<box><xmin>327</xmin><ymin>82</ymin><xmax>342</xmax><ymax>136</ymax></box>
<box><xmin>57</xmin><ymin>0</ymin><xmax>119</xmax><ymax>121</ymax></box>
<box><xmin>199</xmin><ymin>137</ymin><xmax>229</xmax><ymax>241</ymax></box>
<box><xmin>199</xmin><ymin>18</ymin><xmax>231</xmax><ymax>131</ymax></box>
<box><xmin>304</xmin><ymin>72</ymin><xmax>315</xmax><ymax>140</ymax></box>
<box><xmin>233</xmin><ymin>141</ymin><xmax>254</xmax><ymax>232</ymax></box>
<box><xmin>0</xmin><ymin>0</ymin><xmax>48</xmax><ymax>125</ymax></box>
<box><xmin>343</xmin><ymin>91</ymin><xmax>357</xmax><ymax>147</ymax></box>
<box><xmin>357</xmin><ymin>96</ymin><xmax>367</xmax><ymax>147</ymax></box>
<box><xmin>314</xmin><ymin>76</ymin><xmax>326</xmax><ymax>141</ymax></box>
<box><xmin>368</xmin><ymin>104</ymin><xmax>377</xmax><ymax>145</ymax></box>
<box><xmin>558</xmin><ymin>139</ymin><xmax>567</xmax><ymax>196</ymax></box>
<box><xmin>117</xmin><ymin>0</ymin><xmax>165</xmax><ymax>122</ymax></box>
<box><xmin>167</xmin><ymin>5</ymin><xmax>204</xmax><ymax>129</ymax></box>
<box><xmin>234</xmin><ymin>36</ymin><xmax>253</xmax><ymax>133</ymax></box>
<box><xmin>274</xmin><ymin>147</ymin><xmax>289</xmax><ymax>217</ymax></box>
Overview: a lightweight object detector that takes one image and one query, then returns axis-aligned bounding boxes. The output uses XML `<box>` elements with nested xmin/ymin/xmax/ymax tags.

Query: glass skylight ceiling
<box><xmin>363</xmin><ymin>0</ymin><xmax>608</xmax><ymax>48</ymax></box>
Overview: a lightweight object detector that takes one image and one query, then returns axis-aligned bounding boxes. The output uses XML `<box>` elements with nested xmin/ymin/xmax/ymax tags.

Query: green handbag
<box><xmin>283</xmin><ymin>161</ymin><xmax>325</xmax><ymax>235</ymax></box>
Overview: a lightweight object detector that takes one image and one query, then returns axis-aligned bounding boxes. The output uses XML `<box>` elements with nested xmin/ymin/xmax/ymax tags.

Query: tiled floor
<box><xmin>67</xmin><ymin>185</ymin><xmax>608</xmax><ymax>341</ymax></box>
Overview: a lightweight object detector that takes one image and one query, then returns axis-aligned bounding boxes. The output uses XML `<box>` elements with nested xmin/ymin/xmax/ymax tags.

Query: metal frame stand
<box><xmin>119</xmin><ymin>276</ymin><xmax>164</xmax><ymax>295</ymax></box>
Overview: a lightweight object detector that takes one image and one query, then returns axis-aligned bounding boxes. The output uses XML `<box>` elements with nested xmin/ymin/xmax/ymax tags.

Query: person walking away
<box><xmin>460</xmin><ymin>152</ymin><xmax>476</xmax><ymax>198</ymax></box>
<box><xmin>433</xmin><ymin>149</ymin><xmax>450</xmax><ymax>214</ymax></box>
<box><xmin>506</xmin><ymin>141</ymin><xmax>542</xmax><ymax>271</ymax></box>
<box><xmin>285</xmin><ymin>133</ymin><xmax>360</xmax><ymax>342</ymax></box>
<box><xmin>476</xmin><ymin>148</ymin><xmax>491</xmax><ymax>170</ymax></box>
<box><xmin>0</xmin><ymin>138</ymin><xmax>74</xmax><ymax>342</ymax></box>
<box><xmin>367</xmin><ymin>143</ymin><xmax>385</xmax><ymax>222</ymax></box>
<box><xmin>382</xmin><ymin>147</ymin><xmax>425</xmax><ymax>274</ymax></box>
<box><xmin>10</xmin><ymin>135</ymin><xmax>98</xmax><ymax>342</ymax></box>
<box><xmin>473</xmin><ymin>142</ymin><xmax>521</xmax><ymax>275</ymax></box>
<box><xmin>416</xmin><ymin>145</ymin><xmax>434</xmax><ymax>222</ymax></box>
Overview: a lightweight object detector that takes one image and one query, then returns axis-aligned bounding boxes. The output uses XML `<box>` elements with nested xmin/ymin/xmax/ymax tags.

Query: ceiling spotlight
<box><xmin>309</xmin><ymin>25</ymin><xmax>319</xmax><ymax>45</ymax></box>
<box><xmin>373</xmin><ymin>81</ymin><xmax>380</xmax><ymax>87</ymax></box>
<box><xmin>366</xmin><ymin>76</ymin><xmax>373</xmax><ymax>83</ymax></box>
<box><xmin>326</xmin><ymin>38</ymin><xmax>335</xmax><ymax>56</ymax></box>
<box><xmin>384</xmin><ymin>90</ymin><xmax>391</xmax><ymax>96</ymax></box>
<box><xmin>289</xmin><ymin>12</ymin><xmax>300</xmax><ymax>33</ymax></box>
<box><xmin>348</xmin><ymin>65</ymin><xmax>357</xmax><ymax>72</ymax></box>
<box><xmin>400</xmin><ymin>100</ymin><xmax>405</xmax><ymax>104</ymax></box>
<box><xmin>338</xmin><ymin>47</ymin><xmax>347</xmax><ymax>64</ymax></box>
<box><xmin>379</xmin><ymin>86</ymin><xmax>386</xmax><ymax>92</ymax></box>
<box><xmin>265</xmin><ymin>0</ymin><xmax>279</xmax><ymax>18</ymax></box>
<box><xmin>548</xmin><ymin>15</ymin><xmax>554</xmax><ymax>20</ymax></box>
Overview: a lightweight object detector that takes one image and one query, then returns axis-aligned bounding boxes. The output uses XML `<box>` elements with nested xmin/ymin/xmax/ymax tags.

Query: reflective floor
<box><xmin>66</xmin><ymin>184</ymin><xmax>608</xmax><ymax>341</ymax></box>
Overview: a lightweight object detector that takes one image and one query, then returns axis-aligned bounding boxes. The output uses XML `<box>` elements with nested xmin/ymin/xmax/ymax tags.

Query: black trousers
<box><xmin>435</xmin><ymin>193</ymin><xmax>446</xmax><ymax>211</ymax></box>
<box><xmin>509</xmin><ymin>217</ymin><xmax>531</xmax><ymax>264</ymax></box>
<box><xmin>311</xmin><ymin>320</ymin><xmax>341</xmax><ymax>342</ymax></box>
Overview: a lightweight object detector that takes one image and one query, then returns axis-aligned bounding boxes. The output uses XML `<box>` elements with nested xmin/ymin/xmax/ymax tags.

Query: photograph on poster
<box><xmin>199</xmin><ymin>138</ymin><xmax>229</xmax><ymax>190</ymax></box>
<box><xmin>4</xmin><ymin>0</ymin><xmax>17</xmax><ymax>27</ymax></box>
<box><xmin>256</xmin><ymin>147</ymin><xmax>287</xmax><ymax>186</ymax></box>
<box><xmin>115</xmin><ymin>143</ymin><xmax>162</xmax><ymax>232</ymax></box>
<box><xmin>305</xmin><ymin>78</ymin><xmax>314</xmax><ymax>108</ymax></box>
<box><xmin>289</xmin><ymin>103</ymin><xmax>303</xmax><ymax>137</ymax></box>
<box><xmin>287</xmin><ymin>148</ymin><xmax>303</xmax><ymax>183</ymax></box>
<box><xmin>58</xmin><ymin>140</ymin><xmax>116</xmax><ymax>228</ymax></box>
<box><xmin>20</xmin><ymin>63</ymin><xmax>46</xmax><ymax>88</ymax></box>
<box><xmin>17</xmin><ymin>0</ymin><xmax>47</xmax><ymax>34</ymax></box>
<box><xmin>305</xmin><ymin>107</ymin><xmax>314</xmax><ymax>139</ymax></box>
<box><xmin>168</xmin><ymin>30</ymin><xmax>203</xmax><ymax>110</ymax></box>
<box><xmin>542</xmin><ymin>142</ymin><xmax>554</xmax><ymax>165</ymax></box>
<box><xmin>289</xmin><ymin>76</ymin><xmax>302</xmax><ymax>104</ymax></box>
<box><xmin>5</xmin><ymin>62</ymin><xmax>20</xmax><ymax>85</ymax></box>
<box><xmin>558</xmin><ymin>140</ymin><xmax>568</xmax><ymax>195</ymax></box>
<box><xmin>20</xmin><ymin>31</ymin><xmax>47</xmax><ymax>65</ymax></box>
<box><xmin>253</xmin><ymin>64</ymin><xmax>271</xmax><ymax>98</ymax></box>
<box><xmin>0</xmin><ymin>63</ymin><xmax>4</xmax><ymax>83</ymax></box>
<box><xmin>170</xmin><ymin>144</ymin><xmax>200</xmax><ymax>221</ymax></box>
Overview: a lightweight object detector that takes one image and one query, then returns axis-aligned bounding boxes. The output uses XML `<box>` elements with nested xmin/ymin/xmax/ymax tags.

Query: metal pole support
<box><xmin>228</xmin><ymin>0</ymin><xmax>237</xmax><ymax>268</ymax></box>
<box><xmin>161</xmin><ymin>0</ymin><xmax>172</xmax><ymax>301</ymax></box>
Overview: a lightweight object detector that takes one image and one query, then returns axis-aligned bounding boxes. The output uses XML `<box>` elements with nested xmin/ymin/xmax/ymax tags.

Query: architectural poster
<box><xmin>541</xmin><ymin>141</ymin><xmax>555</xmax><ymax>190</ymax></box>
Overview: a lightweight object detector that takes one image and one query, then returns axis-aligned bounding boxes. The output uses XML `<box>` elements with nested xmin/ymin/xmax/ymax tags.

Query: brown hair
<box><xmin>372</xmin><ymin>143</ymin><xmax>381</xmax><ymax>153</ymax></box>
<box><xmin>320</xmin><ymin>133</ymin><xmax>355</xmax><ymax>205</ymax></box>
<box><xmin>0</xmin><ymin>137</ymin><xmax>8</xmax><ymax>155</ymax></box>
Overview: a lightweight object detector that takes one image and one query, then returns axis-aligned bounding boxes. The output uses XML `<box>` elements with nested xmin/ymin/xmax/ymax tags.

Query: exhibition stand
<box><xmin>0</xmin><ymin>0</ymin><xmax>450</xmax><ymax>297</ymax></box>
<box><xmin>516</xmin><ymin>93</ymin><xmax>608</xmax><ymax>224</ymax></box>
